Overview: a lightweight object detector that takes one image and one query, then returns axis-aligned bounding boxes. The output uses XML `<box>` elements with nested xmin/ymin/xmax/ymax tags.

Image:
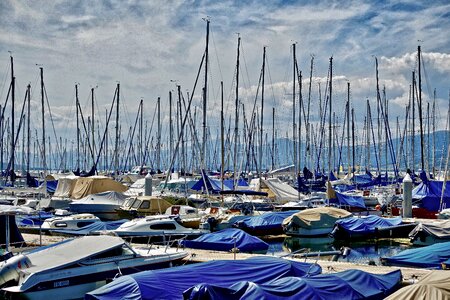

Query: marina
<box><xmin>1</xmin><ymin>1</ymin><xmax>450</xmax><ymax>299</ymax></box>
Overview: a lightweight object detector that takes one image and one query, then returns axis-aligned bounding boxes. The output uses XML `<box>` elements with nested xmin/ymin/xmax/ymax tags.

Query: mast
<box><xmin>91</xmin><ymin>87</ymin><xmax>95</xmax><ymax>165</ymax></box>
<box><xmin>115</xmin><ymin>83</ymin><xmax>120</xmax><ymax>175</ymax></box>
<box><xmin>432</xmin><ymin>89</ymin><xmax>436</xmax><ymax>177</ymax></box>
<box><xmin>328</xmin><ymin>57</ymin><xmax>333</xmax><ymax>175</ymax></box>
<box><xmin>10</xmin><ymin>55</ymin><xmax>15</xmax><ymax>184</ymax></box>
<box><xmin>139</xmin><ymin>99</ymin><xmax>143</xmax><ymax>166</ymax></box>
<box><xmin>221</xmin><ymin>81</ymin><xmax>224</xmax><ymax>191</ymax></box>
<box><xmin>412</xmin><ymin>71</ymin><xmax>415</xmax><ymax>172</ymax></box>
<box><xmin>260</xmin><ymin>46</ymin><xmax>266</xmax><ymax>178</ymax></box>
<box><xmin>272</xmin><ymin>107</ymin><xmax>275</xmax><ymax>170</ymax></box>
<box><xmin>202</xmin><ymin>18</ymin><xmax>210</xmax><ymax>170</ymax></box>
<box><xmin>27</xmin><ymin>84</ymin><xmax>31</xmax><ymax>176</ymax></box>
<box><xmin>157</xmin><ymin>97</ymin><xmax>161</xmax><ymax>171</ymax></box>
<box><xmin>75</xmin><ymin>84</ymin><xmax>80</xmax><ymax>171</ymax></box>
<box><xmin>292</xmin><ymin>43</ymin><xmax>297</xmax><ymax>177</ymax></box>
<box><xmin>40</xmin><ymin>67</ymin><xmax>46</xmax><ymax>176</ymax></box>
<box><xmin>347</xmin><ymin>82</ymin><xmax>350</xmax><ymax>174</ymax></box>
<box><xmin>417</xmin><ymin>45</ymin><xmax>425</xmax><ymax>171</ymax></box>
<box><xmin>169</xmin><ymin>91</ymin><xmax>173</xmax><ymax>164</ymax></box>
<box><xmin>233</xmin><ymin>35</ymin><xmax>240</xmax><ymax>188</ymax></box>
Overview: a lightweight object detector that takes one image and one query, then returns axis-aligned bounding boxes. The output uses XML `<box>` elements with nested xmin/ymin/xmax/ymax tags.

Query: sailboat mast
<box><xmin>221</xmin><ymin>81</ymin><xmax>224</xmax><ymax>191</ymax></box>
<box><xmin>412</xmin><ymin>71</ymin><xmax>415</xmax><ymax>172</ymax></box>
<box><xmin>75</xmin><ymin>84</ymin><xmax>80</xmax><ymax>171</ymax></box>
<box><xmin>202</xmin><ymin>18</ymin><xmax>210</xmax><ymax>170</ymax></box>
<box><xmin>40</xmin><ymin>67</ymin><xmax>46</xmax><ymax>175</ymax></box>
<box><xmin>10</xmin><ymin>55</ymin><xmax>15</xmax><ymax>184</ymax></box>
<box><xmin>347</xmin><ymin>82</ymin><xmax>350</xmax><ymax>174</ymax></box>
<box><xmin>292</xmin><ymin>43</ymin><xmax>297</xmax><ymax>177</ymax></box>
<box><xmin>114</xmin><ymin>83</ymin><xmax>120</xmax><ymax>175</ymax></box>
<box><xmin>260</xmin><ymin>46</ymin><xmax>266</xmax><ymax>178</ymax></box>
<box><xmin>233</xmin><ymin>36</ymin><xmax>240</xmax><ymax>188</ymax></box>
<box><xmin>417</xmin><ymin>45</ymin><xmax>425</xmax><ymax>171</ymax></box>
<box><xmin>157</xmin><ymin>96</ymin><xmax>161</xmax><ymax>171</ymax></box>
<box><xmin>169</xmin><ymin>91</ymin><xmax>173</xmax><ymax>164</ymax></box>
<box><xmin>26</xmin><ymin>84</ymin><xmax>31</xmax><ymax>176</ymax></box>
<box><xmin>91</xmin><ymin>87</ymin><xmax>95</xmax><ymax>165</ymax></box>
<box><xmin>328</xmin><ymin>57</ymin><xmax>333</xmax><ymax>174</ymax></box>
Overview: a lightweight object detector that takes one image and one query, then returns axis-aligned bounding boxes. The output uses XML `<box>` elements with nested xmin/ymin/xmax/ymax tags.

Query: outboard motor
<box><xmin>0</xmin><ymin>254</ymin><xmax>31</xmax><ymax>287</ymax></box>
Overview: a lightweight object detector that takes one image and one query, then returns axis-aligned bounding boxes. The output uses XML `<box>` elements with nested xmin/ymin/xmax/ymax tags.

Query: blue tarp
<box><xmin>181</xmin><ymin>228</ymin><xmax>268</xmax><ymax>253</ymax></box>
<box><xmin>184</xmin><ymin>269</ymin><xmax>401</xmax><ymax>300</ymax></box>
<box><xmin>330</xmin><ymin>192</ymin><xmax>366</xmax><ymax>209</ymax></box>
<box><xmin>335</xmin><ymin>215</ymin><xmax>402</xmax><ymax>235</ymax></box>
<box><xmin>46</xmin><ymin>180</ymin><xmax>58</xmax><ymax>193</ymax></box>
<box><xmin>382</xmin><ymin>241</ymin><xmax>450</xmax><ymax>269</ymax></box>
<box><xmin>85</xmin><ymin>256</ymin><xmax>322</xmax><ymax>300</ymax></box>
<box><xmin>235</xmin><ymin>211</ymin><xmax>298</xmax><ymax>232</ymax></box>
<box><xmin>51</xmin><ymin>219</ymin><xmax>127</xmax><ymax>236</ymax></box>
<box><xmin>412</xmin><ymin>180</ymin><xmax>450</xmax><ymax>212</ymax></box>
<box><xmin>191</xmin><ymin>172</ymin><xmax>248</xmax><ymax>194</ymax></box>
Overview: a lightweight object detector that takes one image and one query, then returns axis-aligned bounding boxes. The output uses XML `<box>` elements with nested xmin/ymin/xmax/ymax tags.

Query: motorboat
<box><xmin>165</xmin><ymin>205</ymin><xmax>201</xmax><ymax>229</ymax></box>
<box><xmin>283</xmin><ymin>207</ymin><xmax>352</xmax><ymax>236</ymax></box>
<box><xmin>0</xmin><ymin>235</ymin><xmax>188</xmax><ymax>299</ymax></box>
<box><xmin>69</xmin><ymin>191</ymin><xmax>128</xmax><ymax>220</ymax></box>
<box><xmin>41</xmin><ymin>213</ymin><xmax>102</xmax><ymax>235</ymax></box>
<box><xmin>113</xmin><ymin>215</ymin><xmax>209</xmax><ymax>240</ymax></box>
<box><xmin>115</xmin><ymin>196</ymin><xmax>172</xmax><ymax>219</ymax></box>
<box><xmin>409</xmin><ymin>220</ymin><xmax>450</xmax><ymax>246</ymax></box>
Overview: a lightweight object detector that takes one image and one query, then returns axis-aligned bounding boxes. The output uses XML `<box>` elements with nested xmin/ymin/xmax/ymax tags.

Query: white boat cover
<box><xmin>385</xmin><ymin>270</ymin><xmax>450</xmax><ymax>300</ymax></box>
<box><xmin>71</xmin><ymin>191</ymin><xmax>128</xmax><ymax>205</ymax></box>
<box><xmin>53</xmin><ymin>176</ymin><xmax>79</xmax><ymax>197</ymax></box>
<box><xmin>24</xmin><ymin>236</ymin><xmax>125</xmax><ymax>274</ymax></box>
<box><xmin>409</xmin><ymin>220</ymin><xmax>450</xmax><ymax>239</ymax></box>
<box><xmin>71</xmin><ymin>176</ymin><xmax>128</xmax><ymax>199</ymax></box>
<box><xmin>254</xmin><ymin>178</ymin><xmax>302</xmax><ymax>203</ymax></box>
<box><xmin>282</xmin><ymin>207</ymin><xmax>352</xmax><ymax>229</ymax></box>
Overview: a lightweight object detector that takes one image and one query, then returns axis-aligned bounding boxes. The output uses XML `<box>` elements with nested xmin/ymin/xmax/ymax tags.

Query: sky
<box><xmin>0</xmin><ymin>0</ymin><xmax>449</xmax><ymax>148</ymax></box>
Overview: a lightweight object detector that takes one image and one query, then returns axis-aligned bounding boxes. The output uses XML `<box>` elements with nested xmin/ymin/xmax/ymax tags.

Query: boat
<box><xmin>283</xmin><ymin>207</ymin><xmax>352</xmax><ymax>236</ymax></box>
<box><xmin>331</xmin><ymin>215</ymin><xmax>417</xmax><ymax>240</ymax></box>
<box><xmin>275</xmin><ymin>196</ymin><xmax>326</xmax><ymax>211</ymax></box>
<box><xmin>381</xmin><ymin>241</ymin><xmax>450</xmax><ymax>269</ymax></box>
<box><xmin>41</xmin><ymin>213</ymin><xmax>102</xmax><ymax>235</ymax></box>
<box><xmin>0</xmin><ymin>235</ymin><xmax>188</xmax><ymax>299</ymax></box>
<box><xmin>385</xmin><ymin>270</ymin><xmax>450</xmax><ymax>299</ymax></box>
<box><xmin>69</xmin><ymin>191</ymin><xmax>128</xmax><ymax>220</ymax></box>
<box><xmin>409</xmin><ymin>220</ymin><xmax>450</xmax><ymax>246</ymax></box>
<box><xmin>85</xmin><ymin>256</ymin><xmax>322</xmax><ymax>299</ymax></box>
<box><xmin>115</xmin><ymin>195</ymin><xmax>172</xmax><ymax>219</ymax></box>
<box><xmin>113</xmin><ymin>215</ymin><xmax>208</xmax><ymax>241</ymax></box>
<box><xmin>185</xmin><ymin>269</ymin><xmax>402</xmax><ymax>300</ymax></box>
<box><xmin>181</xmin><ymin>228</ymin><xmax>269</xmax><ymax>253</ymax></box>
<box><xmin>165</xmin><ymin>205</ymin><xmax>201</xmax><ymax>229</ymax></box>
<box><xmin>234</xmin><ymin>210</ymin><xmax>298</xmax><ymax>236</ymax></box>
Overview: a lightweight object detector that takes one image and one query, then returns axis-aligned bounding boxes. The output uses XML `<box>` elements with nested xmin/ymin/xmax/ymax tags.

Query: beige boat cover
<box><xmin>282</xmin><ymin>207</ymin><xmax>352</xmax><ymax>229</ymax></box>
<box><xmin>53</xmin><ymin>176</ymin><xmax>79</xmax><ymax>197</ymax></box>
<box><xmin>71</xmin><ymin>176</ymin><xmax>128</xmax><ymax>199</ymax></box>
<box><xmin>385</xmin><ymin>270</ymin><xmax>450</xmax><ymax>300</ymax></box>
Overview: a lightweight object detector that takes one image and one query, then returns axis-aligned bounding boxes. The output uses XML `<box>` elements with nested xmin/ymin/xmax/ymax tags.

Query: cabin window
<box><xmin>54</xmin><ymin>222</ymin><xmax>67</xmax><ymax>228</ymax></box>
<box><xmin>186</xmin><ymin>209</ymin><xmax>196</xmax><ymax>214</ymax></box>
<box><xmin>77</xmin><ymin>221</ymin><xmax>96</xmax><ymax>228</ymax></box>
<box><xmin>140</xmin><ymin>201</ymin><xmax>150</xmax><ymax>209</ymax></box>
<box><xmin>131</xmin><ymin>200</ymin><xmax>141</xmax><ymax>209</ymax></box>
<box><xmin>124</xmin><ymin>199</ymin><xmax>134</xmax><ymax>208</ymax></box>
<box><xmin>150</xmin><ymin>223</ymin><xmax>176</xmax><ymax>230</ymax></box>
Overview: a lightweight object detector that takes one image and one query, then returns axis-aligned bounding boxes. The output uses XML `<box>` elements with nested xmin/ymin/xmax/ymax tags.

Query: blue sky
<box><xmin>0</xmin><ymin>0</ymin><xmax>449</xmax><ymax>142</ymax></box>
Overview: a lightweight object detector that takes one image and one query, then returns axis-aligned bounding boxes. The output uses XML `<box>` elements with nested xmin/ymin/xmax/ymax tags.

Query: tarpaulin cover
<box><xmin>382</xmin><ymin>241</ymin><xmax>450</xmax><ymax>269</ymax></box>
<box><xmin>181</xmin><ymin>228</ymin><xmax>269</xmax><ymax>253</ymax></box>
<box><xmin>85</xmin><ymin>256</ymin><xmax>322</xmax><ymax>300</ymax></box>
<box><xmin>71</xmin><ymin>176</ymin><xmax>128</xmax><ymax>199</ymax></box>
<box><xmin>413</xmin><ymin>180</ymin><xmax>450</xmax><ymax>212</ymax></box>
<box><xmin>283</xmin><ymin>207</ymin><xmax>352</xmax><ymax>229</ymax></box>
<box><xmin>235</xmin><ymin>211</ymin><xmax>298</xmax><ymax>232</ymax></box>
<box><xmin>51</xmin><ymin>219</ymin><xmax>127</xmax><ymax>236</ymax></box>
<box><xmin>385</xmin><ymin>270</ymin><xmax>450</xmax><ymax>300</ymax></box>
<box><xmin>46</xmin><ymin>180</ymin><xmax>58</xmax><ymax>193</ymax></box>
<box><xmin>184</xmin><ymin>269</ymin><xmax>402</xmax><ymax>300</ymax></box>
<box><xmin>335</xmin><ymin>215</ymin><xmax>402</xmax><ymax>235</ymax></box>
<box><xmin>0</xmin><ymin>215</ymin><xmax>25</xmax><ymax>248</ymax></box>
<box><xmin>329</xmin><ymin>191</ymin><xmax>366</xmax><ymax>209</ymax></box>
<box><xmin>409</xmin><ymin>220</ymin><xmax>450</xmax><ymax>240</ymax></box>
<box><xmin>53</xmin><ymin>176</ymin><xmax>79</xmax><ymax>197</ymax></box>
<box><xmin>191</xmin><ymin>174</ymin><xmax>248</xmax><ymax>193</ymax></box>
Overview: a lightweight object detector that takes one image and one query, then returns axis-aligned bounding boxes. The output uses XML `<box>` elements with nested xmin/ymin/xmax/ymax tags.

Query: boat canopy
<box><xmin>385</xmin><ymin>270</ymin><xmax>450</xmax><ymax>299</ymax></box>
<box><xmin>282</xmin><ymin>207</ymin><xmax>352</xmax><ymax>229</ymax></box>
<box><xmin>251</xmin><ymin>178</ymin><xmax>302</xmax><ymax>203</ymax></box>
<box><xmin>53</xmin><ymin>176</ymin><xmax>79</xmax><ymax>197</ymax></box>
<box><xmin>335</xmin><ymin>215</ymin><xmax>402</xmax><ymax>235</ymax></box>
<box><xmin>70</xmin><ymin>191</ymin><xmax>127</xmax><ymax>205</ymax></box>
<box><xmin>85</xmin><ymin>256</ymin><xmax>322</xmax><ymax>300</ymax></box>
<box><xmin>330</xmin><ymin>191</ymin><xmax>366</xmax><ymax>209</ymax></box>
<box><xmin>71</xmin><ymin>176</ymin><xmax>128</xmax><ymax>199</ymax></box>
<box><xmin>235</xmin><ymin>211</ymin><xmax>298</xmax><ymax>232</ymax></box>
<box><xmin>413</xmin><ymin>179</ymin><xmax>450</xmax><ymax>212</ymax></box>
<box><xmin>182</xmin><ymin>228</ymin><xmax>268</xmax><ymax>253</ymax></box>
<box><xmin>185</xmin><ymin>269</ymin><xmax>401</xmax><ymax>300</ymax></box>
<box><xmin>382</xmin><ymin>241</ymin><xmax>450</xmax><ymax>269</ymax></box>
<box><xmin>409</xmin><ymin>220</ymin><xmax>450</xmax><ymax>240</ymax></box>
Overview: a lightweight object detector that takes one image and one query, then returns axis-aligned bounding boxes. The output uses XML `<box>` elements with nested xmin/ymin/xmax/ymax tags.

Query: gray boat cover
<box><xmin>409</xmin><ymin>220</ymin><xmax>450</xmax><ymax>239</ymax></box>
<box><xmin>283</xmin><ymin>207</ymin><xmax>352</xmax><ymax>229</ymax></box>
<box><xmin>385</xmin><ymin>270</ymin><xmax>450</xmax><ymax>300</ymax></box>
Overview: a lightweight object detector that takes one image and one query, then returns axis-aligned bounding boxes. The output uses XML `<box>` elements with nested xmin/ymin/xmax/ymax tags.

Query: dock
<box><xmin>21</xmin><ymin>233</ymin><xmax>431</xmax><ymax>284</ymax></box>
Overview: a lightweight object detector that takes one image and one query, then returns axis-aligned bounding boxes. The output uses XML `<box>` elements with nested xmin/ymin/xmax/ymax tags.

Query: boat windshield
<box><xmin>131</xmin><ymin>200</ymin><xmax>142</xmax><ymax>209</ymax></box>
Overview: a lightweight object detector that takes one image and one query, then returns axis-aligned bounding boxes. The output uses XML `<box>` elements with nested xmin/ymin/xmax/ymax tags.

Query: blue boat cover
<box><xmin>181</xmin><ymin>228</ymin><xmax>268</xmax><ymax>253</ymax></box>
<box><xmin>191</xmin><ymin>173</ymin><xmax>248</xmax><ymax>194</ymax></box>
<box><xmin>46</xmin><ymin>180</ymin><xmax>58</xmax><ymax>193</ymax></box>
<box><xmin>335</xmin><ymin>215</ymin><xmax>402</xmax><ymax>234</ymax></box>
<box><xmin>412</xmin><ymin>180</ymin><xmax>450</xmax><ymax>212</ymax></box>
<box><xmin>184</xmin><ymin>269</ymin><xmax>401</xmax><ymax>300</ymax></box>
<box><xmin>383</xmin><ymin>241</ymin><xmax>450</xmax><ymax>269</ymax></box>
<box><xmin>85</xmin><ymin>256</ymin><xmax>322</xmax><ymax>300</ymax></box>
<box><xmin>52</xmin><ymin>219</ymin><xmax>127</xmax><ymax>236</ymax></box>
<box><xmin>235</xmin><ymin>211</ymin><xmax>299</xmax><ymax>232</ymax></box>
<box><xmin>330</xmin><ymin>192</ymin><xmax>366</xmax><ymax>209</ymax></box>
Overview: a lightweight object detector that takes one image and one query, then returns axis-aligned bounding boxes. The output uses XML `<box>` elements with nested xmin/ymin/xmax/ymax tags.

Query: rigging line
<box><xmin>264</xmin><ymin>51</ymin><xmax>278</xmax><ymax>108</ymax></box>
<box><xmin>239</xmin><ymin>39</ymin><xmax>252</xmax><ymax>96</ymax></box>
<box><xmin>43</xmin><ymin>84</ymin><xmax>63</xmax><ymax>166</ymax></box>
<box><xmin>0</xmin><ymin>59</ymin><xmax>10</xmax><ymax>101</ymax></box>
<box><xmin>209</xmin><ymin>26</ymin><xmax>223</xmax><ymax>82</ymax></box>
